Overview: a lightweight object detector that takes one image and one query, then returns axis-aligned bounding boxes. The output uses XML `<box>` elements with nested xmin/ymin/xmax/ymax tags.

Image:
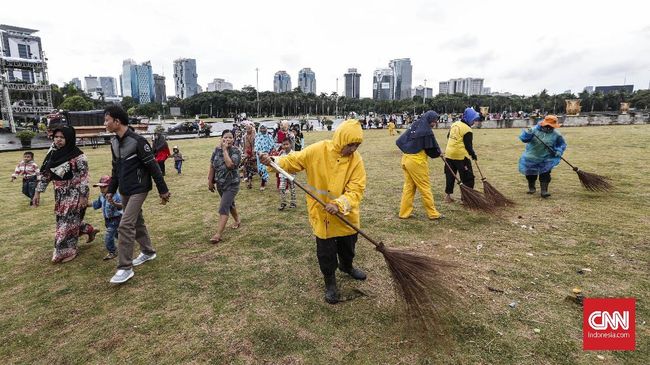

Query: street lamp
<box><xmin>335</xmin><ymin>77</ymin><xmax>339</xmax><ymax>116</ymax></box>
<box><xmin>255</xmin><ymin>68</ymin><xmax>260</xmax><ymax>117</ymax></box>
<box><xmin>423</xmin><ymin>78</ymin><xmax>427</xmax><ymax>105</ymax></box>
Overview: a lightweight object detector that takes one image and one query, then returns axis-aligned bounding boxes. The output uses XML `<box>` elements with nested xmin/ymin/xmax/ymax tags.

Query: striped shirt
<box><xmin>12</xmin><ymin>161</ymin><xmax>39</xmax><ymax>180</ymax></box>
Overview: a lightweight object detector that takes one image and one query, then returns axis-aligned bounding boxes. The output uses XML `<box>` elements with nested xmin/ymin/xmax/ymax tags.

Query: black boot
<box><xmin>339</xmin><ymin>264</ymin><xmax>367</xmax><ymax>280</ymax></box>
<box><xmin>540</xmin><ymin>182</ymin><xmax>551</xmax><ymax>198</ymax></box>
<box><xmin>527</xmin><ymin>179</ymin><xmax>536</xmax><ymax>194</ymax></box>
<box><xmin>324</xmin><ymin>275</ymin><xmax>339</xmax><ymax>304</ymax></box>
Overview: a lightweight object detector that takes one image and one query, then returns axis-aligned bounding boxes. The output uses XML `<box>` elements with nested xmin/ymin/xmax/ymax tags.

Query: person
<box><xmin>242</xmin><ymin>122</ymin><xmax>257</xmax><ymax>189</ymax></box>
<box><xmin>208</xmin><ymin>129</ymin><xmax>242</xmax><ymax>243</ymax></box>
<box><xmin>277</xmin><ymin>139</ymin><xmax>297</xmax><ymax>210</ymax></box>
<box><xmin>388</xmin><ymin>119</ymin><xmax>396</xmax><ymax>136</ymax></box>
<box><xmin>91</xmin><ymin>175</ymin><xmax>123</xmax><ymax>260</ymax></box>
<box><xmin>254</xmin><ymin>124</ymin><xmax>273</xmax><ymax>190</ymax></box>
<box><xmin>153</xmin><ymin>131</ymin><xmax>170</xmax><ymax>176</ymax></box>
<box><xmin>444</xmin><ymin>107</ymin><xmax>479</xmax><ymax>203</ymax></box>
<box><xmin>292</xmin><ymin>125</ymin><xmax>304</xmax><ymax>152</ymax></box>
<box><xmin>396</xmin><ymin>111</ymin><xmax>444</xmax><ymax>220</ymax></box>
<box><xmin>103</xmin><ymin>105</ymin><xmax>171</xmax><ymax>284</ymax></box>
<box><xmin>32</xmin><ymin>126</ymin><xmax>98</xmax><ymax>263</ymax></box>
<box><xmin>518</xmin><ymin>115</ymin><xmax>567</xmax><ymax>198</ymax></box>
<box><xmin>12</xmin><ymin>151</ymin><xmax>40</xmax><ymax>205</ymax></box>
<box><xmin>171</xmin><ymin>145</ymin><xmax>185</xmax><ymax>174</ymax></box>
<box><xmin>260</xmin><ymin>119</ymin><xmax>366</xmax><ymax>304</ymax></box>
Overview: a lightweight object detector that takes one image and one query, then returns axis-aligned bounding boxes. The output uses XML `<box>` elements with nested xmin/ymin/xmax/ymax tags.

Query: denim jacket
<box><xmin>92</xmin><ymin>192</ymin><xmax>123</xmax><ymax>219</ymax></box>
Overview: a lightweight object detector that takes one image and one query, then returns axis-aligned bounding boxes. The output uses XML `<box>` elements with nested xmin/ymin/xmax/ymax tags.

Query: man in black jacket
<box><xmin>104</xmin><ymin>105</ymin><xmax>171</xmax><ymax>284</ymax></box>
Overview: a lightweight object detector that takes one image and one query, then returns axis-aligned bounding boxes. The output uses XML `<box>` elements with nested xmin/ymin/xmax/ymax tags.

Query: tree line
<box><xmin>52</xmin><ymin>83</ymin><xmax>650</xmax><ymax>118</ymax></box>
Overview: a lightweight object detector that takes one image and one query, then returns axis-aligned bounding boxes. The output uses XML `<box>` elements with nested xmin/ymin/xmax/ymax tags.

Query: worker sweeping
<box><xmin>443</xmin><ymin>107</ymin><xmax>479</xmax><ymax>203</ymax></box>
<box><xmin>259</xmin><ymin>119</ymin><xmax>366</xmax><ymax>304</ymax></box>
<box><xmin>388</xmin><ymin>119</ymin><xmax>396</xmax><ymax>136</ymax></box>
<box><xmin>396</xmin><ymin>111</ymin><xmax>444</xmax><ymax>220</ymax></box>
<box><xmin>518</xmin><ymin>115</ymin><xmax>566</xmax><ymax>198</ymax></box>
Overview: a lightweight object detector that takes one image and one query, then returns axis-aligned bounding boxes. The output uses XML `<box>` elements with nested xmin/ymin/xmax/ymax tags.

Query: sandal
<box><xmin>87</xmin><ymin>228</ymin><xmax>100</xmax><ymax>243</ymax></box>
<box><xmin>231</xmin><ymin>221</ymin><xmax>241</xmax><ymax>229</ymax></box>
<box><xmin>209</xmin><ymin>234</ymin><xmax>222</xmax><ymax>244</ymax></box>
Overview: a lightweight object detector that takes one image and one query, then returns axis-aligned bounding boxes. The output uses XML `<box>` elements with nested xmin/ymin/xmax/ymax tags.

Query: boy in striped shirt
<box><xmin>11</xmin><ymin>151</ymin><xmax>39</xmax><ymax>205</ymax></box>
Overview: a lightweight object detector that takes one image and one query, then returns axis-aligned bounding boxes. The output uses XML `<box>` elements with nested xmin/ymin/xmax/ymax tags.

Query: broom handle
<box><xmin>531</xmin><ymin>132</ymin><xmax>576</xmax><ymax>169</ymax></box>
<box><xmin>439</xmin><ymin>156</ymin><xmax>464</xmax><ymax>185</ymax></box>
<box><xmin>268</xmin><ymin>159</ymin><xmax>382</xmax><ymax>248</ymax></box>
<box><xmin>473</xmin><ymin>160</ymin><xmax>487</xmax><ymax>181</ymax></box>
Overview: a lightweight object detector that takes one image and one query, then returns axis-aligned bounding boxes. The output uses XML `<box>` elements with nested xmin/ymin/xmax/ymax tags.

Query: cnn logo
<box><xmin>583</xmin><ymin>298</ymin><xmax>635</xmax><ymax>351</ymax></box>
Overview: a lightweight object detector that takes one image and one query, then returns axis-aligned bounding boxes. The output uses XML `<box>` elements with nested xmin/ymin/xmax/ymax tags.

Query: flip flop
<box><xmin>209</xmin><ymin>236</ymin><xmax>222</xmax><ymax>244</ymax></box>
<box><xmin>231</xmin><ymin>222</ymin><xmax>241</xmax><ymax>229</ymax></box>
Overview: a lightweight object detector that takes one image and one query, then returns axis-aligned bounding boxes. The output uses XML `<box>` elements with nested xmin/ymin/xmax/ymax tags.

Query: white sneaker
<box><xmin>110</xmin><ymin>269</ymin><xmax>134</xmax><ymax>284</ymax></box>
<box><xmin>132</xmin><ymin>252</ymin><xmax>157</xmax><ymax>266</ymax></box>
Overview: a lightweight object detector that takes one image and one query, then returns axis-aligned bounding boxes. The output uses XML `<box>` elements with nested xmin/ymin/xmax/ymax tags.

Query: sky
<box><xmin>3</xmin><ymin>0</ymin><xmax>649</xmax><ymax>98</ymax></box>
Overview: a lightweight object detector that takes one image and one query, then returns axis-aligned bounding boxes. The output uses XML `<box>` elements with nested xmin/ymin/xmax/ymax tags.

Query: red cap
<box><xmin>93</xmin><ymin>175</ymin><xmax>112</xmax><ymax>187</ymax></box>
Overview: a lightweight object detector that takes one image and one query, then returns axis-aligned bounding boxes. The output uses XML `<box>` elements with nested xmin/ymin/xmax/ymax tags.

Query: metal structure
<box><xmin>0</xmin><ymin>24</ymin><xmax>53</xmax><ymax>133</ymax></box>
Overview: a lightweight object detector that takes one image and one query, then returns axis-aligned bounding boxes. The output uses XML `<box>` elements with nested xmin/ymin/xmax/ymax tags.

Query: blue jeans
<box><xmin>105</xmin><ymin>217</ymin><xmax>120</xmax><ymax>254</ymax></box>
<box><xmin>175</xmin><ymin>160</ymin><xmax>183</xmax><ymax>174</ymax></box>
<box><xmin>22</xmin><ymin>178</ymin><xmax>36</xmax><ymax>204</ymax></box>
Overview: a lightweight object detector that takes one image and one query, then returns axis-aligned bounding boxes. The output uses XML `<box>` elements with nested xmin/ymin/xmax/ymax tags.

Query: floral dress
<box><xmin>36</xmin><ymin>154</ymin><xmax>95</xmax><ymax>262</ymax></box>
<box><xmin>254</xmin><ymin>132</ymin><xmax>274</xmax><ymax>181</ymax></box>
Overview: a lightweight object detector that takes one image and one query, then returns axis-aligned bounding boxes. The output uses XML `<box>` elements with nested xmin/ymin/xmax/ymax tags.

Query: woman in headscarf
<box><xmin>241</xmin><ymin>122</ymin><xmax>257</xmax><ymax>188</ymax></box>
<box><xmin>518</xmin><ymin>115</ymin><xmax>566</xmax><ymax>198</ymax></box>
<box><xmin>253</xmin><ymin>124</ymin><xmax>274</xmax><ymax>190</ymax></box>
<box><xmin>396</xmin><ymin>110</ymin><xmax>444</xmax><ymax>220</ymax></box>
<box><xmin>443</xmin><ymin>107</ymin><xmax>479</xmax><ymax>203</ymax></box>
<box><xmin>32</xmin><ymin>126</ymin><xmax>97</xmax><ymax>263</ymax></box>
<box><xmin>153</xmin><ymin>130</ymin><xmax>170</xmax><ymax>176</ymax></box>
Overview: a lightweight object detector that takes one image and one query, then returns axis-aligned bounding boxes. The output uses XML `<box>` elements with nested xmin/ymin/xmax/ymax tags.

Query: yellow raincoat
<box><xmin>388</xmin><ymin>121</ymin><xmax>396</xmax><ymax>136</ymax></box>
<box><xmin>274</xmin><ymin>119</ymin><xmax>366</xmax><ymax>239</ymax></box>
<box><xmin>445</xmin><ymin>121</ymin><xmax>472</xmax><ymax>160</ymax></box>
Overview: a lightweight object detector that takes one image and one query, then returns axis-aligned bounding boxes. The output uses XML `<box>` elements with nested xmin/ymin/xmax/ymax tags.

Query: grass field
<box><xmin>0</xmin><ymin>125</ymin><xmax>648</xmax><ymax>364</ymax></box>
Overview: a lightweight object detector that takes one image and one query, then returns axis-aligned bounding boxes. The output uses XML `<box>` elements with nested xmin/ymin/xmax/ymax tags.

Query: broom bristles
<box><xmin>482</xmin><ymin>180</ymin><xmax>515</xmax><ymax>207</ymax></box>
<box><xmin>575</xmin><ymin>169</ymin><xmax>613</xmax><ymax>192</ymax></box>
<box><xmin>377</xmin><ymin>244</ymin><xmax>455</xmax><ymax>332</ymax></box>
<box><xmin>459</xmin><ymin>184</ymin><xmax>496</xmax><ymax>212</ymax></box>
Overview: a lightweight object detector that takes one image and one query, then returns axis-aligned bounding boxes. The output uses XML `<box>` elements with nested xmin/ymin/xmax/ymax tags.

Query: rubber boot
<box><xmin>540</xmin><ymin>182</ymin><xmax>551</xmax><ymax>198</ymax></box>
<box><xmin>324</xmin><ymin>275</ymin><xmax>339</xmax><ymax>304</ymax></box>
<box><xmin>527</xmin><ymin>179</ymin><xmax>536</xmax><ymax>194</ymax></box>
<box><xmin>339</xmin><ymin>264</ymin><xmax>367</xmax><ymax>280</ymax></box>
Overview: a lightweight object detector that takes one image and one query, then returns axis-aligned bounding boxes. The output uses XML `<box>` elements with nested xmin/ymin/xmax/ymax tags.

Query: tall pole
<box><xmin>256</xmin><ymin>68</ymin><xmax>260</xmax><ymax>117</ymax></box>
<box><xmin>335</xmin><ymin>77</ymin><xmax>339</xmax><ymax>116</ymax></box>
<box><xmin>423</xmin><ymin>78</ymin><xmax>427</xmax><ymax>105</ymax></box>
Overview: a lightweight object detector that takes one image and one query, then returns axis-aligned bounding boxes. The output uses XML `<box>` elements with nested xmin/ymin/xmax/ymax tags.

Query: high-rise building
<box><xmin>413</xmin><ymin>85</ymin><xmax>433</xmax><ymax>99</ymax></box>
<box><xmin>99</xmin><ymin>76</ymin><xmax>117</xmax><ymax>97</ymax></box>
<box><xmin>274</xmin><ymin>71</ymin><xmax>291</xmax><ymax>93</ymax></box>
<box><xmin>298</xmin><ymin>68</ymin><xmax>316</xmax><ymax>94</ymax></box>
<box><xmin>344</xmin><ymin>68</ymin><xmax>361</xmax><ymax>99</ymax></box>
<box><xmin>482</xmin><ymin>87</ymin><xmax>491</xmax><ymax>95</ymax></box>
<box><xmin>120</xmin><ymin>60</ymin><xmax>154</xmax><ymax>104</ymax></box>
<box><xmin>594</xmin><ymin>85</ymin><xmax>634</xmax><ymax>94</ymax></box>
<box><xmin>373</xmin><ymin>68</ymin><xmax>394</xmax><ymax>100</ymax></box>
<box><xmin>153</xmin><ymin>74</ymin><xmax>166</xmax><ymax>104</ymax></box>
<box><xmin>173</xmin><ymin>58</ymin><xmax>198</xmax><ymax>99</ymax></box>
<box><xmin>70</xmin><ymin>78</ymin><xmax>82</xmax><ymax>90</ymax></box>
<box><xmin>583</xmin><ymin>86</ymin><xmax>594</xmax><ymax>94</ymax></box>
<box><xmin>389</xmin><ymin>58</ymin><xmax>412</xmax><ymax>100</ymax></box>
<box><xmin>0</xmin><ymin>24</ymin><xmax>53</xmax><ymax>132</ymax></box>
<box><xmin>207</xmin><ymin>78</ymin><xmax>234</xmax><ymax>92</ymax></box>
<box><xmin>84</xmin><ymin>75</ymin><xmax>100</xmax><ymax>92</ymax></box>
<box><xmin>438</xmin><ymin>77</ymin><xmax>484</xmax><ymax>96</ymax></box>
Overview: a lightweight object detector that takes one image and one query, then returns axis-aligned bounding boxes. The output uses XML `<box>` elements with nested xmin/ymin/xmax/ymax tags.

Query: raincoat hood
<box><xmin>396</xmin><ymin>111</ymin><xmax>440</xmax><ymax>154</ymax></box>
<box><xmin>332</xmin><ymin>119</ymin><xmax>363</xmax><ymax>153</ymax></box>
<box><xmin>462</xmin><ymin>107</ymin><xmax>480</xmax><ymax>126</ymax></box>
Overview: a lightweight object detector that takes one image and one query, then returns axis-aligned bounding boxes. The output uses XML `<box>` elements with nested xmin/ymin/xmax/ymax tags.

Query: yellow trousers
<box><xmin>389</xmin><ymin>128</ymin><xmax>395</xmax><ymax>136</ymax></box>
<box><xmin>399</xmin><ymin>152</ymin><xmax>442</xmax><ymax>219</ymax></box>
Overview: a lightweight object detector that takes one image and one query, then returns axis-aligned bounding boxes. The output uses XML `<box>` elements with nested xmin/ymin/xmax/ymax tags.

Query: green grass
<box><xmin>1</xmin><ymin>125</ymin><xmax>648</xmax><ymax>364</ymax></box>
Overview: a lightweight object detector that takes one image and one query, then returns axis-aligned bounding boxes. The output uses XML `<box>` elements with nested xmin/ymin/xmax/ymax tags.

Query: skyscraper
<box><xmin>298</xmin><ymin>68</ymin><xmax>316</xmax><ymax>94</ymax></box>
<box><xmin>99</xmin><ymin>76</ymin><xmax>117</xmax><ymax>97</ymax></box>
<box><xmin>344</xmin><ymin>68</ymin><xmax>361</xmax><ymax>99</ymax></box>
<box><xmin>373</xmin><ymin>68</ymin><xmax>394</xmax><ymax>100</ymax></box>
<box><xmin>389</xmin><ymin>58</ymin><xmax>412</xmax><ymax>100</ymax></box>
<box><xmin>207</xmin><ymin>78</ymin><xmax>234</xmax><ymax>92</ymax></box>
<box><xmin>173</xmin><ymin>58</ymin><xmax>198</xmax><ymax>99</ymax></box>
<box><xmin>70</xmin><ymin>78</ymin><xmax>82</xmax><ymax>90</ymax></box>
<box><xmin>84</xmin><ymin>75</ymin><xmax>100</xmax><ymax>92</ymax></box>
<box><xmin>274</xmin><ymin>71</ymin><xmax>291</xmax><ymax>93</ymax></box>
<box><xmin>120</xmin><ymin>60</ymin><xmax>155</xmax><ymax>104</ymax></box>
<box><xmin>438</xmin><ymin>77</ymin><xmax>484</xmax><ymax>96</ymax></box>
<box><xmin>153</xmin><ymin>74</ymin><xmax>166</xmax><ymax>104</ymax></box>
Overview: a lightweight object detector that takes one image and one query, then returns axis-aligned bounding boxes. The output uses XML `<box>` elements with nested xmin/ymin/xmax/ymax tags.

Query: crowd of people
<box><xmin>11</xmin><ymin>104</ymin><xmax>568</xmax><ymax>303</ymax></box>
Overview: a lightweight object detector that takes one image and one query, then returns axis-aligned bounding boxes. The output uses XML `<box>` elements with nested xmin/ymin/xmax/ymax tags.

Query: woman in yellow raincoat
<box><xmin>395</xmin><ymin>111</ymin><xmax>444</xmax><ymax>220</ymax></box>
<box><xmin>260</xmin><ymin>119</ymin><xmax>367</xmax><ymax>304</ymax></box>
<box><xmin>388</xmin><ymin>120</ymin><xmax>396</xmax><ymax>136</ymax></box>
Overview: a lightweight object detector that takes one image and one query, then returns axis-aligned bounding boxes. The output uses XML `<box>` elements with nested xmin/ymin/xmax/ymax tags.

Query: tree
<box><xmin>120</xmin><ymin>96</ymin><xmax>137</xmax><ymax>111</ymax></box>
<box><xmin>59</xmin><ymin>95</ymin><xmax>93</xmax><ymax>111</ymax></box>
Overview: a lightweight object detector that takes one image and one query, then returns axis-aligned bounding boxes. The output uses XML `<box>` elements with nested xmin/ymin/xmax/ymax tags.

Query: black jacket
<box><xmin>108</xmin><ymin>129</ymin><xmax>168</xmax><ymax>196</ymax></box>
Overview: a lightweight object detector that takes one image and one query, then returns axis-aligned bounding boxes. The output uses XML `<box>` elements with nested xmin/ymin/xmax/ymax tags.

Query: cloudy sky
<box><xmin>4</xmin><ymin>0</ymin><xmax>649</xmax><ymax>97</ymax></box>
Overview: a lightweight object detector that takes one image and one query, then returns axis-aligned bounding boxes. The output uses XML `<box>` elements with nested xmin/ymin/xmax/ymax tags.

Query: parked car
<box><xmin>167</xmin><ymin>121</ymin><xmax>199</xmax><ymax>133</ymax></box>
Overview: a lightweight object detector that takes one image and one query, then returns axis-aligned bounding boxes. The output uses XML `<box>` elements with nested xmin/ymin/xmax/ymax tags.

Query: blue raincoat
<box><xmin>518</xmin><ymin>125</ymin><xmax>567</xmax><ymax>175</ymax></box>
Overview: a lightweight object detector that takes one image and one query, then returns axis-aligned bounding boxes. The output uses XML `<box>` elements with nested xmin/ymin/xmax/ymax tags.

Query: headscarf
<box><xmin>332</xmin><ymin>119</ymin><xmax>363</xmax><ymax>153</ymax></box>
<box><xmin>153</xmin><ymin>132</ymin><xmax>168</xmax><ymax>152</ymax></box>
<box><xmin>462</xmin><ymin>107</ymin><xmax>480</xmax><ymax>126</ymax></box>
<box><xmin>40</xmin><ymin>125</ymin><xmax>83</xmax><ymax>180</ymax></box>
<box><xmin>396</xmin><ymin>110</ymin><xmax>440</xmax><ymax>154</ymax></box>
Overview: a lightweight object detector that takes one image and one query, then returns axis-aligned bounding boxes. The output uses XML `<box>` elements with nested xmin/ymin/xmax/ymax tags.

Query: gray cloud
<box><xmin>456</xmin><ymin>51</ymin><xmax>496</xmax><ymax>67</ymax></box>
<box><xmin>440</xmin><ymin>34</ymin><xmax>479</xmax><ymax>50</ymax></box>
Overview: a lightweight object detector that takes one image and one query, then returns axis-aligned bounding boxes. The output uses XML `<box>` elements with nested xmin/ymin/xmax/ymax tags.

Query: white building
<box><xmin>207</xmin><ymin>78</ymin><xmax>234</xmax><ymax>92</ymax></box>
<box><xmin>439</xmin><ymin>77</ymin><xmax>484</xmax><ymax>96</ymax></box>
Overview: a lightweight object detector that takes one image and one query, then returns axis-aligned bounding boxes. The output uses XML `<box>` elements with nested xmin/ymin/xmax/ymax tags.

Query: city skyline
<box><xmin>2</xmin><ymin>0</ymin><xmax>649</xmax><ymax>98</ymax></box>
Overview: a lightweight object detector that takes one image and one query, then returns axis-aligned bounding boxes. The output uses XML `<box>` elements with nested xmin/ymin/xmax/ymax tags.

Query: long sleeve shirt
<box><xmin>92</xmin><ymin>192</ymin><xmax>123</xmax><ymax>219</ymax></box>
<box><xmin>12</xmin><ymin>161</ymin><xmax>39</xmax><ymax>180</ymax></box>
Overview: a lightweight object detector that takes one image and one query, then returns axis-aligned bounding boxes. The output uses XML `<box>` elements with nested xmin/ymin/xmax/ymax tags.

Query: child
<box><xmin>91</xmin><ymin>175</ymin><xmax>123</xmax><ymax>260</ymax></box>
<box><xmin>11</xmin><ymin>151</ymin><xmax>39</xmax><ymax>205</ymax></box>
<box><xmin>172</xmin><ymin>146</ymin><xmax>185</xmax><ymax>174</ymax></box>
<box><xmin>277</xmin><ymin>139</ymin><xmax>297</xmax><ymax>210</ymax></box>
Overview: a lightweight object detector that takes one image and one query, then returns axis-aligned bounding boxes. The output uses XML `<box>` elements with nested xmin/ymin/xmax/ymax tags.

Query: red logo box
<box><xmin>583</xmin><ymin>298</ymin><xmax>635</xmax><ymax>351</ymax></box>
